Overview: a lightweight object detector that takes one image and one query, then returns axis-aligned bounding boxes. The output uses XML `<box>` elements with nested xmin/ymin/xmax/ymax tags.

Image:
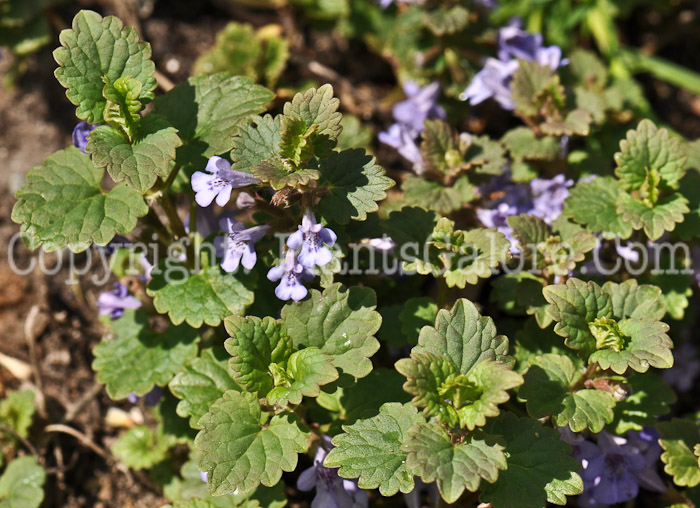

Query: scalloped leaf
<box><xmin>266</xmin><ymin>348</ymin><xmax>338</xmax><ymax>406</ymax></box>
<box><xmin>0</xmin><ymin>456</ymin><xmax>45</xmax><ymax>508</ymax></box>
<box><xmin>611</xmin><ymin>372</ymin><xmax>675</xmax><ymax>434</ymax></box>
<box><xmin>502</xmin><ymin>127</ymin><xmax>560</xmax><ymax>161</ymax></box>
<box><xmin>230</xmin><ymin>114</ymin><xmax>282</xmax><ymax>173</ymax></box>
<box><xmin>617</xmin><ymin>191</ymin><xmax>689</xmax><ymax>241</ymax></box>
<box><xmin>169</xmin><ymin>348</ymin><xmax>241</xmax><ymax>429</ymax></box>
<box><xmin>412</xmin><ymin>299</ymin><xmax>511</xmax><ymax>375</ymax></box>
<box><xmin>53</xmin><ymin>10</ymin><xmax>156</xmax><ymax>124</ymax></box>
<box><xmin>282</xmin><ymin>84</ymin><xmax>342</xmax><ymax>144</ymax></box>
<box><xmin>111</xmin><ymin>425</ymin><xmax>173</xmax><ymax>470</ymax></box>
<box><xmin>519</xmin><ymin>353</ymin><xmax>615</xmax><ymax>433</ymax></box>
<box><xmin>659</xmin><ymin>419</ymin><xmax>700</xmax><ymax>488</ymax></box>
<box><xmin>602</xmin><ymin>279</ymin><xmax>666</xmax><ymax>321</ymax></box>
<box><xmin>403</xmin><ymin>421</ymin><xmax>507</xmax><ymax>504</ymax></box>
<box><xmin>563</xmin><ymin>177</ymin><xmax>633</xmax><ymax>239</ymax></box>
<box><xmin>541</xmin><ymin>109</ymin><xmax>592</xmax><ymax>137</ymax></box>
<box><xmin>317</xmin><ymin>149</ymin><xmax>394</xmax><ymax>224</ymax></box>
<box><xmin>422</xmin><ymin>6</ymin><xmax>469</xmax><ymax>35</ymax></box>
<box><xmin>194</xmin><ymin>390</ymin><xmax>310</xmax><ymax>496</ymax></box>
<box><xmin>479</xmin><ymin>412</ymin><xmax>583</xmax><ymax>507</ymax></box>
<box><xmin>614</xmin><ymin>119</ymin><xmax>687</xmax><ymax>191</ymax></box>
<box><xmin>11</xmin><ymin>147</ymin><xmax>148</xmax><ymax>253</ymax></box>
<box><xmin>403</xmin><ymin>175</ymin><xmax>476</xmax><ymax>215</ymax></box>
<box><xmin>251</xmin><ymin>158</ymin><xmax>320</xmax><ymax>191</ymax></box>
<box><xmin>281</xmin><ymin>284</ymin><xmax>381</xmax><ymax>378</ymax></box>
<box><xmin>0</xmin><ymin>390</ymin><xmax>36</xmax><ymax>439</ymax></box>
<box><xmin>87</xmin><ymin>115</ymin><xmax>182</xmax><ymax>193</ymax></box>
<box><xmin>324</xmin><ymin>403</ymin><xmax>422</xmax><ymax>496</ymax></box>
<box><xmin>92</xmin><ymin>309</ymin><xmax>199</xmax><ymax>400</ymax></box>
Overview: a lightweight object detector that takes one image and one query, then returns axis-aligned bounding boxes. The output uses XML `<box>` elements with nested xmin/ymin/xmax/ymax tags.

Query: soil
<box><xmin>0</xmin><ymin>0</ymin><xmax>699</xmax><ymax>507</ymax></box>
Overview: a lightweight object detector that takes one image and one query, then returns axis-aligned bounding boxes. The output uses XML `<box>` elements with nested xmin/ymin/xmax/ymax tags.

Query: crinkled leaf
<box><xmin>399</xmin><ymin>297</ymin><xmax>437</xmax><ymax>346</ymax></box>
<box><xmin>169</xmin><ymin>348</ymin><xmax>241</xmax><ymax>429</ymax></box>
<box><xmin>658</xmin><ymin>419</ymin><xmax>700</xmax><ymax>488</ymax></box>
<box><xmin>463</xmin><ymin>135</ymin><xmax>508</xmax><ymax>176</ymax></box>
<box><xmin>93</xmin><ymin>309</ymin><xmax>199</xmax><ymax>400</ymax></box>
<box><xmin>480</xmin><ymin>412</ymin><xmax>583</xmax><ymax>507</ymax></box>
<box><xmin>422</xmin><ymin>6</ymin><xmax>469</xmax><ymax>35</ymax></box>
<box><xmin>111</xmin><ymin>425</ymin><xmax>173</xmax><ymax>470</ymax></box>
<box><xmin>266</xmin><ymin>348</ymin><xmax>339</xmax><ymax>406</ymax></box>
<box><xmin>502</xmin><ymin>127</ymin><xmax>560</xmax><ymax>161</ymax></box>
<box><xmin>412</xmin><ymin>299</ymin><xmax>511</xmax><ymax>374</ymax></box>
<box><xmin>11</xmin><ymin>147</ymin><xmax>148</xmax><ymax>253</ymax></box>
<box><xmin>87</xmin><ymin>115</ymin><xmax>182</xmax><ymax>193</ymax></box>
<box><xmin>317</xmin><ymin>149</ymin><xmax>394</xmax><ymax>224</ymax></box>
<box><xmin>281</xmin><ymin>284</ymin><xmax>380</xmax><ymax>378</ymax></box>
<box><xmin>102</xmin><ymin>76</ymin><xmax>143</xmax><ymax>140</ymax></box>
<box><xmin>602</xmin><ymin>279</ymin><xmax>666</xmax><ymax>321</ymax></box>
<box><xmin>541</xmin><ymin>109</ymin><xmax>592</xmax><ymax>137</ymax></box>
<box><xmin>282</xmin><ymin>84</ymin><xmax>342</xmax><ymax>144</ymax></box>
<box><xmin>154</xmin><ymin>74</ymin><xmax>274</xmax><ymax>169</ymax></box>
<box><xmin>507</xmin><ymin>214</ymin><xmax>550</xmax><ymax>246</ymax></box>
<box><xmin>403</xmin><ymin>175</ymin><xmax>475</xmax><ymax>215</ymax></box>
<box><xmin>325</xmin><ymin>403</ymin><xmax>422</xmax><ymax>496</ymax></box>
<box><xmin>420</xmin><ymin>119</ymin><xmax>458</xmax><ymax>174</ymax></box>
<box><xmin>511</xmin><ymin>60</ymin><xmax>560</xmax><ymax>118</ymax></box>
<box><xmin>147</xmin><ymin>253</ymin><xmax>255</xmax><ymax>328</ymax></box>
<box><xmin>194</xmin><ymin>390</ymin><xmax>310</xmax><ymax>496</ymax></box>
<box><xmin>519</xmin><ymin>354</ymin><xmax>615</xmax><ymax>433</ymax></box>
<box><xmin>251</xmin><ymin>159</ymin><xmax>320</xmax><ymax>191</ymax></box>
<box><xmin>614</xmin><ymin>119</ymin><xmax>687</xmax><ymax>190</ymax></box>
<box><xmin>617</xmin><ymin>191</ymin><xmax>689</xmax><ymax>241</ymax></box>
<box><xmin>0</xmin><ymin>456</ymin><xmax>45</xmax><ymax>508</ymax></box>
<box><xmin>611</xmin><ymin>372</ymin><xmax>675</xmax><ymax>434</ymax></box>
<box><xmin>589</xmin><ymin>318</ymin><xmax>673</xmax><ymax>374</ymax></box>
<box><xmin>0</xmin><ymin>391</ymin><xmax>36</xmax><ymax>439</ymax></box>
<box><xmin>53</xmin><ymin>10</ymin><xmax>156</xmax><ymax>124</ymax></box>
<box><xmin>230</xmin><ymin>115</ymin><xmax>282</xmax><ymax>173</ymax></box>
<box><xmin>403</xmin><ymin>421</ymin><xmax>507</xmax><ymax>504</ymax></box>
<box><xmin>543</xmin><ymin>278</ymin><xmax>612</xmax><ymax>356</ymax></box>
<box><xmin>563</xmin><ymin>177</ymin><xmax>633</xmax><ymax>239</ymax></box>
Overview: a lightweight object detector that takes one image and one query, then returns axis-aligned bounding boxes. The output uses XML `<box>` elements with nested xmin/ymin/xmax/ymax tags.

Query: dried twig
<box><xmin>24</xmin><ymin>306</ymin><xmax>47</xmax><ymax>419</ymax></box>
<box><xmin>0</xmin><ymin>422</ymin><xmax>42</xmax><ymax>464</ymax></box>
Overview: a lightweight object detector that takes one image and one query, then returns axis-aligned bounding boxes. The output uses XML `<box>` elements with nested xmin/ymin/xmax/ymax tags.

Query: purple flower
<box><xmin>72</xmin><ymin>121</ymin><xmax>97</xmax><ymax>153</ymax></box>
<box><xmin>574</xmin><ymin>431</ymin><xmax>665</xmax><ymax>506</ymax></box>
<box><xmin>214</xmin><ymin>217</ymin><xmax>270</xmax><ymax>272</ymax></box>
<box><xmin>236</xmin><ymin>192</ymin><xmax>256</xmax><ymax>209</ymax></box>
<box><xmin>191</xmin><ymin>156</ymin><xmax>259</xmax><ymax>207</ymax></box>
<box><xmin>461</xmin><ymin>58</ymin><xmax>519</xmax><ymax>109</ymax></box>
<box><xmin>126</xmin><ymin>386</ymin><xmax>163</xmax><ymax>406</ymax></box>
<box><xmin>200</xmin><ymin>471</ymin><xmax>208</xmax><ymax>483</ymax></box>
<box><xmin>367</xmin><ymin>235</ymin><xmax>396</xmax><ymax>253</ymax></box>
<box><xmin>530</xmin><ymin>174</ymin><xmax>573</xmax><ymax>224</ymax></box>
<box><xmin>662</xmin><ymin>342</ymin><xmax>700</xmax><ymax>392</ymax></box>
<box><xmin>97</xmin><ymin>282</ymin><xmax>142</xmax><ymax>319</ymax></box>
<box><xmin>287</xmin><ymin>209</ymin><xmax>337</xmax><ymax>269</ymax></box>
<box><xmin>476</xmin><ymin>178</ymin><xmax>533</xmax><ymax>249</ymax></box>
<box><xmin>267</xmin><ymin>250</ymin><xmax>314</xmax><ymax>301</ymax></box>
<box><xmin>378</xmin><ymin>0</ymin><xmax>423</xmax><ymax>8</ymax></box>
<box><xmin>298</xmin><ymin>438</ymin><xmax>369</xmax><ymax>508</ymax></box>
<box><xmin>379</xmin><ymin>81</ymin><xmax>445</xmax><ymax>168</ymax></box>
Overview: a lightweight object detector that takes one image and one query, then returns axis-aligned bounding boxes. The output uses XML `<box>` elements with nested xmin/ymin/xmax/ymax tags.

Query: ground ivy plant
<box><xmin>8</xmin><ymin>5</ymin><xmax>700</xmax><ymax>508</ymax></box>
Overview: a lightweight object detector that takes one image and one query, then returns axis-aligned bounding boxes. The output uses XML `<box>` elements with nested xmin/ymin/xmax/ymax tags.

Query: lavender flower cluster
<box><xmin>462</xmin><ymin>21</ymin><xmax>567</xmax><ymax>109</ymax></box>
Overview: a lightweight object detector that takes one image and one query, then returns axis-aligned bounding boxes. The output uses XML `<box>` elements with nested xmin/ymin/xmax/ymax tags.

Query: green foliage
<box><xmin>0</xmin><ymin>391</ymin><xmax>36</xmax><ymax>439</ymax></box>
<box><xmin>563</xmin><ymin>177</ymin><xmax>633</xmax><ymax>239</ymax></box>
<box><xmin>659</xmin><ymin>419</ymin><xmax>700</xmax><ymax>488</ymax></box>
<box><xmin>11</xmin><ymin>147</ymin><xmax>148</xmax><ymax>253</ymax></box>
<box><xmin>93</xmin><ymin>309</ymin><xmax>199</xmax><ymax>400</ymax></box>
<box><xmin>0</xmin><ymin>456</ymin><xmax>45</xmax><ymax>508</ymax></box>
<box><xmin>112</xmin><ymin>425</ymin><xmax>174</xmax><ymax>470</ymax></box>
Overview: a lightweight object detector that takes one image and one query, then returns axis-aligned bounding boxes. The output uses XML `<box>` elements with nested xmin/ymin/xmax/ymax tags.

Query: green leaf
<box><xmin>266</xmin><ymin>348</ymin><xmax>338</xmax><ymax>406</ymax></box>
<box><xmin>398</xmin><ymin>297</ymin><xmax>437</xmax><ymax>346</ymax></box>
<box><xmin>279</xmin><ymin>116</ymin><xmax>317</xmax><ymax>166</ymax></box>
<box><xmin>93</xmin><ymin>309</ymin><xmax>199</xmax><ymax>400</ymax></box>
<box><xmin>251</xmin><ymin>159</ymin><xmax>320</xmax><ymax>191</ymax></box>
<box><xmin>602</xmin><ymin>279</ymin><xmax>666</xmax><ymax>321</ymax></box>
<box><xmin>611</xmin><ymin>372</ymin><xmax>675</xmax><ymax>434</ymax></box>
<box><xmin>281</xmin><ymin>283</ymin><xmax>381</xmax><ymax>378</ymax></box>
<box><xmin>154</xmin><ymin>74</ymin><xmax>274</xmax><ymax>170</ymax></box>
<box><xmin>382</xmin><ymin>206</ymin><xmax>438</xmax><ymax>248</ymax></box>
<box><xmin>102</xmin><ymin>76</ymin><xmax>143</xmax><ymax>140</ymax></box>
<box><xmin>507</xmin><ymin>214</ymin><xmax>550</xmax><ymax>247</ymax></box>
<box><xmin>11</xmin><ymin>147</ymin><xmax>148</xmax><ymax>253</ymax></box>
<box><xmin>412</xmin><ymin>299</ymin><xmax>511</xmax><ymax>375</ymax></box>
<box><xmin>87</xmin><ymin>115</ymin><xmax>182</xmax><ymax>193</ymax></box>
<box><xmin>519</xmin><ymin>354</ymin><xmax>615</xmax><ymax>433</ymax></box>
<box><xmin>403</xmin><ymin>176</ymin><xmax>475</xmax><ymax>215</ymax></box>
<box><xmin>614</xmin><ymin>119</ymin><xmax>687</xmax><ymax>190</ymax></box>
<box><xmin>479</xmin><ymin>412</ymin><xmax>583</xmax><ymax>507</ymax></box>
<box><xmin>53</xmin><ymin>10</ymin><xmax>156</xmax><ymax>124</ymax></box>
<box><xmin>403</xmin><ymin>421</ymin><xmax>507</xmax><ymax>504</ymax></box>
<box><xmin>502</xmin><ymin>128</ymin><xmax>561</xmax><ymax>161</ymax></box>
<box><xmin>617</xmin><ymin>191</ymin><xmax>689</xmax><ymax>240</ymax></box>
<box><xmin>317</xmin><ymin>149</ymin><xmax>394</xmax><ymax>224</ymax></box>
<box><xmin>325</xmin><ymin>403</ymin><xmax>422</xmax><ymax>496</ymax></box>
<box><xmin>194</xmin><ymin>390</ymin><xmax>310</xmax><ymax>496</ymax></box>
<box><xmin>589</xmin><ymin>318</ymin><xmax>673</xmax><ymax>374</ymax></box>
<box><xmin>396</xmin><ymin>354</ymin><xmax>522</xmax><ymax>430</ymax></box>
<box><xmin>282</xmin><ymin>84</ymin><xmax>342</xmax><ymax>146</ymax></box>
<box><xmin>224</xmin><ymin>316</ymin><xmax>293</xmax><ymax>397</ymax></box>
<box><xmin>230</xmin><ymin>115</ymin><xmax>282</xmax><ymax>173</ymax></box>
<box><xmin>169</xmin><ymin>348</ymin><xmax>241</xmax><ymax>429</ymax></box>
<box><xmin>465</xmin><ymin>135</ymin><xmax>508</xmax><ymax>176</ymax></box>
<box><xmin>659</xmin><ymin>419</ymin><xmax>700</xmax><ymax>488</ymax></box>
<box><xmin>540</xmin><ymin>109</ymin><xmax>592</xmax><ymax>137</ymax></box>
<box><xmin>422</xmin><ymin>6</ymin><xmax>469</xmax><ymax>35</ymax></box>
<box><xmin>0</xmin><ymin>391</ymin><xmax>36</xmax><ymax>439</ymax></box>
<box><xmin>511</xmin><ymin>60</ymin><xmax>561</xmax><ymax>118</ymax></box>
<box><xmin>112</xmin><ymin>425</ymin><xmax>173</xmax><ymax>470</ymax></box>
<box><xmin>563</xmin><ymin>177</ymin><xmax>633</xmax><ymax>239</ymax></box>
<box><xmin>147</xmin><ymin>254</ymin><xmax>255</xmax><ymax>328</ymax></box>
<box><xmin>543</xmin><ymin>278</ymin><xmax>613</xmax><ymax>356</ymax></box>
<box><xmin>0</xmin><ymin>456</ymin><xmax>45</xmax><ymax>508</ymax></box>
<box><xmin>420</xmin><ymin>119</ymin><xmax>459</xmax><ymax>174</ymax></box>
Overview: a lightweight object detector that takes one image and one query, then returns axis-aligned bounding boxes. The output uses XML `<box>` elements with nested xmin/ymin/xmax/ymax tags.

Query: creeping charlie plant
<box><xmin>7</xmin><ymin>2</ymin><xmax>700</xmax><ymax>508</ymax></box>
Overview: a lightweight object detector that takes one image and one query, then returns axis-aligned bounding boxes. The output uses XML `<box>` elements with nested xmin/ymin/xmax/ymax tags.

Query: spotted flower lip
<box><xmin>297</xmin><ymin>436</ymin><xmax>369</xmax><ymax>508</ymax></box>
<box><xmin>287</xmin><ymin>209</ymin><xmax>337</xmax><ymax>269</ymax></box>
<box><xmin>214</xmin><ymin>216</ymin><xmax>270</xmax><ymax>272</ymax></box>
<box><xmin>267</xmin><ymin>250</ymin><xmax>314</xmax><ymax>301</ymax></box>
<box><xmin>97</xmin><ymin>282</ymin><xmax>142</xmax><ymax>319</ymax></box>
<box><xmin>191</xmin><ymin>156</ymin><xmax>260</xmax><ymax>207</ymax></box>
<box><xmin>72</xmin><ymin>121</ymin><xmax>97</xmax><ymax>153</ymax></box>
